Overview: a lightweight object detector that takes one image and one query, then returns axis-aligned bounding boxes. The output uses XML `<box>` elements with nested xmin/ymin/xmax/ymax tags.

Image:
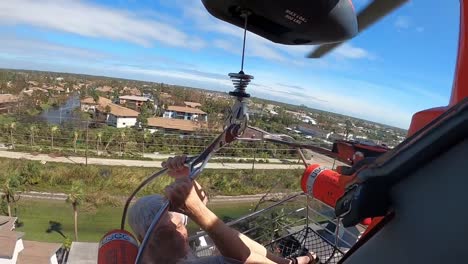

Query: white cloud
<box><xmin>395</xmin><ymin>16</ymin><xmax>411</xmax><ymax>29</ymax></box>
<box><xmin>333</xmin><ymin>44</ymin><xmax>374</xmax><ymax>59</ymax></box>
<box><xmin>0</xmin><ymin>0</ymin><xmax>205</xmax><ymax>49</ymax></box>
<box><xmin>0</xmin><ymin>36</ymin><xmax>106</xmax><ymax>60</ymax></box>
<box><xmin>112</xmin><ymin>65</ymin><xmax>232</xmax><ymax>87</ymax></box>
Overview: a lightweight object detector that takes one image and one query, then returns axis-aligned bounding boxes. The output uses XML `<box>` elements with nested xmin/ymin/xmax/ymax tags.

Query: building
<box><xmin>184</xmin><ymin>101</ymin><xmax>202</xmax><ymax>108</ymax></box>
<box><xmin>0</xmin><ymin>94</ymin><xmax>19</xmax><ymax>113</ymax></box>
<box><xmin>164</xmin><ymin>106</ymin><xmax>207</xmax><ymax>122</ymax></box>
<box><xmin>67</xmin><ymin>242</ymin><xmax>98</xmax><ymax>264</ymax></box>
<box><xmin>22</xmin><ymin>87</ymin><xmax>48</xmax><ymax>96</ymax></box>
<box><xmin>45</xmin><ymin>86</ymin><xmax>65</xmax><ymax>94</ymax></box>
<box><xmin>0</xmin><ymin>216</ymin><xmax>61</xmax><ymax>264</ymax></box>
<box><xmin>296</xmin><ymin>124</ymin><xmax>326</xmax><ymax>138</ymax></box>
<box><xmin>96</xmin><ymin>86</ymin><xmax>113</xmax><ymax>94</ymax></box>
<box><xmin>120</xmin><ymin>87</ymin><xmax>141</xmax><ymax>96</ymax></box>
<box><xmin>147</xmin><ymin>117</ymin><xmax>205</xmax><ymax>133</ymax></box>
<box><xmin>159</xmin><ymin>92</ymin><xmax>172</xmax><ymax>99</ymax></box>
<box><xmin>80</xmin><ymin>96</ymin><xmax>112</xmax><ymax>113</ymax></box>
<box><xmin>105</xmin><ymin>103</ymin><xmax>139</xmax><ymax>128</ymax></box>
<box><xmin>119</xmin><ymin>95</ymin><xmax>154</xmax><ymax>112</ymax></box>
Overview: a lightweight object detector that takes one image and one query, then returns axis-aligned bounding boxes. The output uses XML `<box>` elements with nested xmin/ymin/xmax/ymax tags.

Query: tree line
<box><xmin>0</xmin><ymin>116</ymin><xmax>299</xmax><ymax>160</ymax></box>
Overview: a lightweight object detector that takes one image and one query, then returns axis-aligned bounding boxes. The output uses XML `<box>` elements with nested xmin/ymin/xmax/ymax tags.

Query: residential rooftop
<box><xmin>120</xmin><ymin>95</ymin><xmax>152</xmax><ymax>102</ymax></box>
<box><xmin>17</xmin><ymin>240</ymin><xmax>62</xmax><ymax>264</ymax></box>
<box><xmin>184</xmin><ymin>101</ymin><xmax>202</xmax><ymax>108</ymax></box>
<box><xmin>81</xmin><ymin>96</ymin><xmax>112</xmax><ymax>108</ymax></box>
<box><xmin>0</xmin><ymin>94</ymin><xmax>19</xmax><ymax>104</ymax></box>
<box><xmin>167</xmin><ymin>106</ymin><xmax>206</xmax><ymax>115</ymax></box>
<box><xmin>147</xmin><ymin>117</ymin><xmax>204</xmax><ymax>132</ymax></box>
<box><xmin>106</xmin><ymin>103</ymin><xmax>139</xmax><ymax>117</ymax></box>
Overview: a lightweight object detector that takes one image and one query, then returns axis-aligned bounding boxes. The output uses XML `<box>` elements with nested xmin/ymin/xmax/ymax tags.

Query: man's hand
<box><xmin>164</xmin><ymin>177</ymin><xmax>206</xmax><ymax>217</ymax></box>
<box><xmin>162</xmin><ymin>155</ymin><xmax>190</xmax><ymax>178</ymax></box>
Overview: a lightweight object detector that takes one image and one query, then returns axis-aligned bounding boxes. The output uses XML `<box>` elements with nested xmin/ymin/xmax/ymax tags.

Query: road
<box><xmin>0</xmin><ymin>150</ymin><xmax>342</xmax><ymax>170</ymax></box>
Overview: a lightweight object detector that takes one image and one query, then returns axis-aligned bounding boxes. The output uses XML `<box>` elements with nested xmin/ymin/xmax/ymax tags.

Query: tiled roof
<box><xmin>167</xmin><ymin>106</ymin><xmax>206</xmax><ymax>115</ymax></box>
<box><xmin>120</xmin><ymin>95</ymin><xmax>151</xmax><ymax>102</ymax></box>
<box><xmin>96</xmin><ymin>86</ymin><xmax>113</xmax><ymax>93</ymax></box>
<box><xmin>184</xmin><ymin>101</ymin><xmax>202</xmax><ymax>108</ymax></box>
<box><xmin>0</xmin><ymin>231</ymin><xmax>23</xmax><ymax>259</ymax></box>
<box><xmin>67</xmin><ymin>242</ymin><xmax>99</xmax><ymax>264</ymax></box>
<box><xmin>147</xmin><ymin>117</ymin><xmax>203</xmax><ymax>132</ymax></box>
<box><xmin>0</xmin><ymin>94</ymin><xmax>19</xmax><ymax>104</ymax></box>
<box><xmin>81</xmin><ymin>96</ymin><xmax>112</xmax><ymax>108</ymax></box>
<box><xmin>107</xmin><ymin>103</ymin><xmax>139</xmax><ymax>117</ymax></box>
<box><xmin>17</xmin><ymin>240</ymin><xmax>61</xmax><ymax>264</ymax></box>
<box><xmin>0</xmin><ymin>216</ymin><xmax>16</xmax><ymax>232</ymax></box>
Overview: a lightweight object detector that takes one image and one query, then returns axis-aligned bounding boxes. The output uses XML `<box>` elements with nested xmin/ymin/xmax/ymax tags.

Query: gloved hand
<box><xmin>336</xmin><ymin>157</ymin><xmax>377</xmax><ymax>176</ymax></box>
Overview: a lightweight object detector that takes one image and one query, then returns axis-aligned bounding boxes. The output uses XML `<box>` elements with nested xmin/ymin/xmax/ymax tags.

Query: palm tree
<box><xmin>66</xmin><ymin>180</ymin><xmax>84</xmax><ymax>241</ymax></box>
<box><xmin>9</xmin><ymin>122</ymin><xmax>16</xmax><ymax>149</ymax></box>
<box><xmin>345</xmin><ymin>120</ymin><xmax>353</xmax><ymax>140</ymax></box>
<box><xmin>50</xmin><ymin>126</ymin><xmax>59</xmax><ymax>149</ymax></box>
<box><xmin>73</xmin><ymin>131</ymin><xmax>80</xmax><ymax>153</ymax></box>
<box><xmin>1</xmin><ymin>174</ymin><xmax>21</xmax><ymax>217</ymax></box>
<box><xmin>142</xmin><ymin>131</ymin><xmax>150</xmax><ymax>154</ymax></box>
<box><xmin>119</xmin><ymin>130</ymin><xmax>126</xmax><ymax>156</ymax></box>
<box><xmin>96</xmin><ymin>132</ymin><xmax>102</xmax><ymax>153</ymax></box>
<box><xmin>29</xmin><ymin>125</ymin><xmax>37</xmax><ymax>147</ymax></box>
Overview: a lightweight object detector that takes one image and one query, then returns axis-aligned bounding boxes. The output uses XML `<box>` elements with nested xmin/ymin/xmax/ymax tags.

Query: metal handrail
<box><xmin>188</xmin><ymin>193</ymin><xmax>304</xmax><ymax>241</ymax></box>
<box><xmin>189</xmin><ymin>194</ymin><xmax>360</xmax><ymax>258</ymax></box>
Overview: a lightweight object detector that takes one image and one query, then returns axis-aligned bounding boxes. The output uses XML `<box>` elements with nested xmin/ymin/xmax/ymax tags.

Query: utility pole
<box><xmin>85</xmin><ymin>120</ymin><xmax>89</xmax><ymax>166</ymax></box>
<box><xmin>251</xmin><ymin>148</ymin><xmax>256</xmax><ymax>172</ymax></box>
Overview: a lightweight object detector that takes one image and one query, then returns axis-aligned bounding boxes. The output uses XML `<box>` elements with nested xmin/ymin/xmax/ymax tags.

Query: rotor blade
<box><xmin>306</xmin><ymin>42</ymin><xmax>342</xmax><ymax>58</ymax></box>
<box><xmin>307</xmin><ymin>0</ymin><xmax>409</xmax><ymax>58</ymax></box>
<box><xmin>356</xmin><ymin>0</ymin><xmax>408</xmax><ymax>32</ymax></box>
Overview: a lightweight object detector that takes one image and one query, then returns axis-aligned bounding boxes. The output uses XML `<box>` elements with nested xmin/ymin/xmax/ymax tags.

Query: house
<box><xmin>22</xmin><ymin>87</ymin><xmax>48</xmax><ymax>98</ymax></box>
<box><xmin>0</xmin><ymin>94</ymin><xmax>19</xmax><ymax>113</ymax></box>
<box><xmin>296</xmin><ymin>124</ymin><xmax>327</xmax><ymax>138</ymax></box>
<box><xmin>269</xmin><ymin>110</ymin><xmax>278</xmax><ymax>115</ymax></box>
<box><xmin>184</xmin><ymin>101</ymin><xmax>202</xmax><ymax>108</ymax></box>
<box><xmin>159</xmin><ymin>92</ymin><xmax>172</xmax><ymax>99</ymax></box>
<box><xmin>0</xmin><ymin>216</ymin><xmax>23</xmax><ymax>264</ymax></box>
<box><xmin>302</xmin><ymin>118</ymin><xmax>317</xmax><ymax>125</ymax></box>
<box><xmin>0</xmin><ymin>216</ymin><xmax>61</xmax><ymax>264</ymax></box>
<box><xmin>80</xmin><ymin>96</ymin><xmax>112</xmax><ymax>113</ymax></box>
<box><xmin>119</xmin><ymin>95</ymin><xmax>154</xmax><ymax>112</ymax></box>
<box><xmin>120</xmin><ymin>87</ymin><xmax>141</xmax><ymax>96</ymax></box>
<box><xmin>67</xmin><ymin>242</ymin><xmax>98</xmax><ymax>264</ymax></box>
<box><xmin>105</xmin><ymin>103</ymin><xmax>139</xmax><ymax>128</ymax></box>
<box><xmin>96</xmin><ymin>86</ymin><xmax>113</xmax><ymax>94</ymax></box>
<box><xmin>147</xmin><ymin>117</ymin><xmax>205</xmax><ymax>133</ymax></box>
<box><xmin>163</xmin><ymin>106</ymin><xmax>207</xmax><ymax>122</ymax></box>
<box><xmin>45</xmin><ymin>86</ymin><xmax>65</xmax><ymax>94</ymax></box>
<box><xmin>17</xmin><ymin>241</ymin><xmax>62</xmax><ymax>264</ymax></box>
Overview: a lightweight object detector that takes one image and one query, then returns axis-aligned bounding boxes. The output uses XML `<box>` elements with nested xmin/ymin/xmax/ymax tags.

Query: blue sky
<box><xmin>0</xmin><ymin>0</ymin><xmax>461</xmax><ymax>128</ymax></box>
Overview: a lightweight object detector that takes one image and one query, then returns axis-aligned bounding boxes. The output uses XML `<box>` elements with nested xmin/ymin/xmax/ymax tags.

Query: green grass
<box><xmin>15</xmin><ymin>199</ymin><xmax>124</xmax><ymax>243</ymax></box>
<box><xmin>13</xmin><ymin>199</ymin><xmax>255</xmax><ymax>243</ymax></box>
